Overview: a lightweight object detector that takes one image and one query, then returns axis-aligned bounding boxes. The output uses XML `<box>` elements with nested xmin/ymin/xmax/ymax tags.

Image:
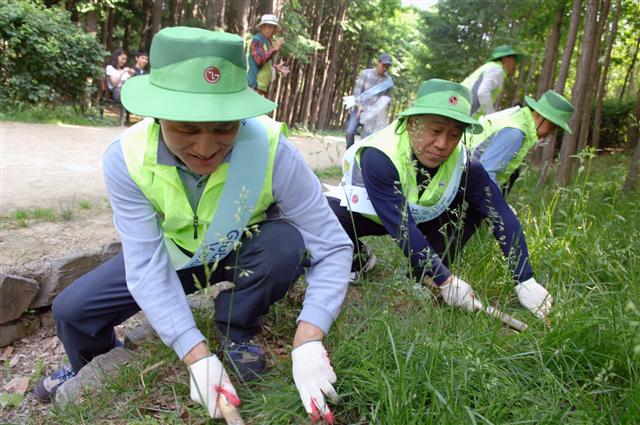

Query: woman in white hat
<box><xmin>247</xmin><ymin>14</ymin><xmax>290</xmax><ymax>96</ymax></box>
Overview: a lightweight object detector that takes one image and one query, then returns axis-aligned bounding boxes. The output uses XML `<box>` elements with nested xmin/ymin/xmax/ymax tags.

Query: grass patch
<box><xmin>0</xmin><ymin>104</ymin><xmax>118</xmax><ymax>127</ymax></box>
<box><xmin>15</xmin><ymin>153</ymin><xmax>640</xmax><ymax>424</ymax></box>
<box><xmin>314</xmin><ymin>165</ymin><xmax>343</xmax><ymax>181</ymax></box>
<box><xmin>32</xmin><ymin>208</ymin><xmax>57</xmax><ymax>221</ymax></box>
<box><xmin>78</xmin><ymin>200</ymin><xmax>92</xmax><ymax>210</ymax></box>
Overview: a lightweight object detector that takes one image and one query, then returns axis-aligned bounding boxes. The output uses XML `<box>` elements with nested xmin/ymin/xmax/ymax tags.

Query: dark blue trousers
<box><xmin>53</xmin><ymin>220</ymin><xmax>307</xmax><ymax>372</ymax></box>
<box><xmin>345</xmin><ymin>108</ymin><xmax>361</xmax><ymax>148</ymax></box>
<box><xmin>327</xmin><ymin>196</ymin><xmax>483</xmax><ymax>269</ymax></box>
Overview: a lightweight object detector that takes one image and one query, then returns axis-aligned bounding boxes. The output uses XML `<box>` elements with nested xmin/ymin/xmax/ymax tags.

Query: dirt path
<box><xmin>0</xmin><ymin>121</ymin><xmax>345</xmax><ymax>214</ymax></box>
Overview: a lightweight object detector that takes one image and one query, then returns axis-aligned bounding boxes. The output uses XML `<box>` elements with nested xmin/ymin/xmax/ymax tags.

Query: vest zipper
<box><xmin>193</xmin><ymin>215</ymin><xmax>198</xmax><ymax>239</ymax></box>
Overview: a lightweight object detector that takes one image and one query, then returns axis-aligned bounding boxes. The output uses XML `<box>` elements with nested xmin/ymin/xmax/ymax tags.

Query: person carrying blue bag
<box><xmin>343</xmin><ymin>53</ymin><xmax>394</xmax><ymax>147</ymax></box>
<box><xmin>35</xmin><ymin>27</ymin><xmax>351</xmax><ymax>424</ymax></box>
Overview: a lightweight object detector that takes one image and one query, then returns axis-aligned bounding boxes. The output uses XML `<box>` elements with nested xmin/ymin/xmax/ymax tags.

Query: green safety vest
<box><xmin>121</xmin><ymin>116</ymin><xmax>284</xmax><ymax>256</ymax></box>
<box><xmin>350</xmin><ymin>120</ymin><xmax>466</xmax><ymax>224</ymax></box>
<box><xmin>466</xmin><ymin>106</ymin><xmax>538</xmax><ymax>185</ymax></box>
<box><xmin>461</xmin><ymin>61</ymin><xmax>505</xmax><ymax>118</ymax></box>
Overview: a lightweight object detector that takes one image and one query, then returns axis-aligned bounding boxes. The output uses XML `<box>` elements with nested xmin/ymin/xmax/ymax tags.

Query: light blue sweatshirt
<box><xmin>102</xmin><ymin>124</ymin><xmax>353</xmax><ymax>359</ymax></box>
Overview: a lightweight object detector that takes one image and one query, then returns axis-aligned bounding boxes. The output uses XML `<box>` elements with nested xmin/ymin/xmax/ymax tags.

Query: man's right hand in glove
<box><xmin>188</xmin><ymin>353</ymin><xmax>240</xmax><ymax>419</ymax></box>
<box><xmin>440</xmin><ymin>275</ymin><xmax>483</xmax><ymax>312</ymax></box>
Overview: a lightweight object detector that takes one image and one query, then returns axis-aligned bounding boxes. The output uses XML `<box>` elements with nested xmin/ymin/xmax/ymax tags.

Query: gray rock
<box><xmin>0</xmin><ymin>316</ymin><xmax>40</xmax><ymax>347</ymax></box>
<box><xmin>40</xmin><ymin>309</ymin><xmax>55</xmax><ymax>328</ymax></box>
<box><xmin>100</xmin><ymin>241</ymin><xmax>122</xmax><ymax>261</ymax></box>
<box><xmin>123</xmin><ymin>320</ymin><xmax>156</xmax><ymax>350</ymax></box>
<box><xmin>55</xmin><ymin>347</ymin><xmax>134</xmax><ymax>407</ymax></box>
<box><xmin>0</xmin><ymin>273</ymin><xmax>39</xmax><ymax>325</ymax></box>
<box><xmin>29</xmin><ymin>253</ymin><xmax>104</xmax><ymax>309</ymax></box>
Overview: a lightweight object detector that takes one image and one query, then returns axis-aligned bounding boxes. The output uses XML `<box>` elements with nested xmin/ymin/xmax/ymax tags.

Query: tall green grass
<box><xmin>19</xmin><ymin>153</ymin><xmax>639</xmax><ymax>424</ymax></box>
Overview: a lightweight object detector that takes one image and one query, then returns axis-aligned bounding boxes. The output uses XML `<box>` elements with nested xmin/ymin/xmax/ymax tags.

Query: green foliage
<box><xmin>0</xmin><ymin>103</ymin><xmax>119</xmax><ymax>126</ymax></box>
<box><xmin>593</xmin><ymin>97</ymin><xmax>639</xmax><ymax>149</ymax></box>
<box><xmin>0</xmin><ymin>0</ymin><xmax>106</xmax><ymax>109</ymax></box>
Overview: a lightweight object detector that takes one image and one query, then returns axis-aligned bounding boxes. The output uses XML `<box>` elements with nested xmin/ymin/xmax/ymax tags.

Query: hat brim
<box><xmin>398</xmin><ymin>106</ymin><xmax>483</xmax><ymax>134</ymax></box>
<box><xmin>525</xmin><ymin>95</ymin><xmax>572</xmax><ymax>134</ymax></box>
<box><xmin>121</xmin><ymin>75</ymin><xmax>277</xmax><ymax>122</ymax></box>
<box><xmin>255</xmin><ymin>21</ymin><xmax>281</xmax><ymax>30</ymax></box>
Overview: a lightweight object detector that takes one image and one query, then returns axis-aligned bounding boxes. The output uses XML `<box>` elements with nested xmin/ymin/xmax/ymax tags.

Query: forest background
<box><xmin>1</xmin><ymin>0</ymin><xmax>639</xmax><ymax>186</ymax></box>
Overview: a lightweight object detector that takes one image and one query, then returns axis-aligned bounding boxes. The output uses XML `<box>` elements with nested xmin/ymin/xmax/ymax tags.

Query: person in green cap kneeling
<box><xmin>467</xmin><ymin>90</ymin><xmax>574</xmax><ymax>193</ymax></box>
<box><xmin>34</xmin><ymin>27</ymin><xmax>351</xmax><ymax>424</ymax></box>
<box><xmin>326</xmin><ymin>79</ymin><xmax>552</xmax><ymax>319</ymax></box>
<box><xmin>462</xmin><ymin>45</ymin><xmax>524</xmax><ymax>118</ymax></box>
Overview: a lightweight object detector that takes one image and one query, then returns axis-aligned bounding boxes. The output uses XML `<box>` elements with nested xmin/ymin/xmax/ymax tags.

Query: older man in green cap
<box><xmin>327</xmin><ymin>79</ymin><xmax>552</xmax><ymax>320</ymax></box>
<box><xmin>462</xmin><ymin>45</ymin><xmax>524</xmax><ymax>118</ymax></box>
<box><xmin>35</xmin><ymin>27</ymin><xmax>351</xmax><ymax>424</ymax></box>
<box><xmin>467</xmin><ymin>90</ymin><xmax>574</xmax><ymax>192</ymax></box>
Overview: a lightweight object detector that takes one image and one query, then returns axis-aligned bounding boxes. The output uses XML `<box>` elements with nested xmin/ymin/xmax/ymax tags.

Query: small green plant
<box><xmin>0</xmin><ymin>392</ymin><xmax>24</xmax><ymax>410</ymax></box>
<box><xmin>33</xmin><ymin>208</ymin><xmax>57</xmax><ymax>221</ymax></box>
<box><xmin>12</xmin><ymin>210</ymin><xmax>27</xmax><ymax>221</ymax></box>
<box><xmin>60</xmin><ymin>208</ymin><xmax>74</xmax><ymax>221</ymax></box>
<box><xmin>78</xmin><ymin>200</ymin><xmax>92</xmax><ymax>210</ymax></box>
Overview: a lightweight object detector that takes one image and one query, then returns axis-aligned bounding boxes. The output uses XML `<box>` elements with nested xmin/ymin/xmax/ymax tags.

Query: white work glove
<box><xmin>292</xmin><ymin>341</ymin><xmax>338</xmax><ymax>424</ymax></box>
<box><xmin>515</xmin><ymin>277</ymin><xmax>552</xmax><ymax>318</ymax></box>
<box><xmin>189</xmin><ymin>355</ymin><xmax>240</xmax><ymax>419</ymax></box>
<box><xmin>440</xmin><ymin>276</ymin><xmax>484</xmax><ymax>312</ymax></box>
<box><xmin>342</xmin><ymin>95</ymin><xmax>356</xmax><ymax>109</ymax></box>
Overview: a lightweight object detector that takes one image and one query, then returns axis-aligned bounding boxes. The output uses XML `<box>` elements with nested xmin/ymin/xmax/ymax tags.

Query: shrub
<box><xmin>0</xmin><ymin>0</ymin><xmax>106</xmax><ymax>109</ymax></box>
<box><xmin>593</xmin><ymin>97</ymin><xmax>639</xmax><ymax>150</ymax></box>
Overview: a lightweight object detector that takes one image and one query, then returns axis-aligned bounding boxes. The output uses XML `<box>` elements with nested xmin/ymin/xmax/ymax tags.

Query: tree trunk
<box><xmin>301</xmin><ymin>0</ymin><xmax>324</xmax><ymax>126</ymax></box>
<box><xmin>531</xmin><ymin>7</ymin><xmax>562</xmax><ymax>169</ymax></box>
<box><xmin>151</xmin><ymin>0</ymin><xmax>164</xmax><ymax>38</ymax></box>
<box><xmin>204</xmin><ymin>0</ymin><xmax>216</xmax><ymax>28</ymax></box>
<box><xmin>556</xmin><ymin>0</ymin><xmax>599</xmax><ymax>186</ymax></box>
<box><xmin>537</xmin><ymin>5</ymin><xmax>564</xmax><ymax>97</ymax></box>
<box><xmin>556</xmin><ymin>0</ymin><xmax>583</xmax><ymax>94</ymax></box>
<box><xmin>576</xmin><ymin>0</ymin><xmax>610</xmax><ymax>153</ymax></box>
<box><xmin>82</xmin><ymin>10</ymin><xmax>99</xmax><ymax>35</ymax></box>
<box><xmin>623</xmin><ymin>90</ymin><xmax>640</xmax><ymax>191</ymax></box>
<box><xmin>539</xmin><ymin>0</ymin><xmax>583</xmax><ymax>185</ymax></box>
<box><xmin>592</xmin><ymin>0</ymin><xmax>621</xmax><ymax>149</ymax></box>
<box><xmin>510</xmin><ymin>59</ymin><xmax>527</xmax><ymax>106</ymax></box>
<box><xmin>619</xmin><ymin>38</ymin><xmax>639</xmax><ymax>100</ymax></box>
<box><xmin>229</xmin><ymin>0</ymin><xmax>250</xmax><ymax>40</ymax></box>
<box><xmin>317</xmin><ymin>0</ymin><xmax>348</xmax><ymax>130</ymax></box>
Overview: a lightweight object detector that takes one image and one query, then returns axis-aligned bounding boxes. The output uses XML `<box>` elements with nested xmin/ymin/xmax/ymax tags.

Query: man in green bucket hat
<box><xmin>326</xmin><ymin>79</ymin><xmax>552</xmax><ymax>320</ymax></box>
<box><xmin>462</xmin><ymin>45</ymin><xmax>524</xmax><ymax>118</ymax></box>
<box><xmin>35</xmin><ymin>27</ymin><xmax>351</xmax><ymax>423</ymax></box>
<box><xmin>467</xmin><ymin>90</ymin><xmax>574</xmax><ymax>192</ymax></box>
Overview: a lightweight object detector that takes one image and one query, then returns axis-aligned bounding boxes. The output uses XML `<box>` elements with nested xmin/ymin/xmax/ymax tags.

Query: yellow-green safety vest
<box><xmin>120</xmin><ymin>116</ymin><xmax>285</xmax><ymax>256</ymax></box>
<box><xmin>466</xmin><ymin>106</ymin><xmax>537</xmax><ymax>185</ymax></box>
<box><xmin>348</xmin><ymin>120</ymin><xmax>466</xmax><ymax>224</ymax></box>
<box><xmin>461</xmin><ymin>61</ymin><xmax>504</xmax><ymax>118</ymax></box>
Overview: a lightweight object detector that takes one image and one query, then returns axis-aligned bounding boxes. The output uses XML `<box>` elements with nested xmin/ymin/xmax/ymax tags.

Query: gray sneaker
<box><xmin>33</xmin><ymin>364</ymin><xmax>76</xmax><ymax>403</ymax></box>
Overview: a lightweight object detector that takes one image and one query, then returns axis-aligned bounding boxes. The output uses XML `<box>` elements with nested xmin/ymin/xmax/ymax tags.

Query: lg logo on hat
<box><xmin>204</xmin><ymin>67</ymin><xmax>221</xmax><ymax>84</ymax></box>
<box><xmin>448</xmin><ymin>96</ymin><xmax>458</xmax><ymax>105</ymax></box>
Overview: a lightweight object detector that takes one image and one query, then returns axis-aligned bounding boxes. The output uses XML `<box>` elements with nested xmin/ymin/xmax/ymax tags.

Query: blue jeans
<box><xmin>52</xmin><ymin>220</ymin><xmax>308</xmax><ymax>372</ymax></box>
<box><xmin>345</xmin><ymin>108</ymin><xmax>361</xmax><ymax>148</ymax></box>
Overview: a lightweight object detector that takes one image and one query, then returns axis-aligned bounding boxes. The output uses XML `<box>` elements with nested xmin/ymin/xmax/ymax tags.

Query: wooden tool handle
<box><xmin>218</xmin><ymin>395</ymin><xmax>245</xmax><ymax>425</ymax></box>
<box><xmin>484</xmin><ymin>305</ymin><xmax>528</xmax><ymax>332</ymax></box>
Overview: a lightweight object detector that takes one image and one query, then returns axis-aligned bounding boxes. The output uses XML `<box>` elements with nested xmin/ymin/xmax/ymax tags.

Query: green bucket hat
<box><xmin>488</xmin><ymin>45</ymin><xmax>524</xmax><ymax>63</ymax></box>
<box><xmin>121</xmin><ymin>27</ymin><xmax>276</xmax><ymax>122</ymax></box>
<box><xmin>398</xmin><ymin>79</ymin><xmax>483</xmax><ymax>134</ymax></box>
<box><xmin>525</xmin><ymin>90</ymin><xmax>574</xmax><ymax>134</ymax></box>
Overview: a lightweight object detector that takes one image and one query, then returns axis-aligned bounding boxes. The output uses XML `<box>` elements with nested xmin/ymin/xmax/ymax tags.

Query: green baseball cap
<box><xmin>398</xmin><ymin>79</ymin><xmax>483</xmax><ymax>134</ymax></box>
<box><xmin>488</xmin><ymin>45</ymin><xmax>524</xmax><ymax>63</ymax></box>
<box><xmin>525</xmin><ymin>90</ymin><xmax>574</xmax><ymax>134</ymax></box>
<box><xmin>121</xmin><ymin>27</ymin><xmax>276</xmax><ymax>122</ymax></box>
